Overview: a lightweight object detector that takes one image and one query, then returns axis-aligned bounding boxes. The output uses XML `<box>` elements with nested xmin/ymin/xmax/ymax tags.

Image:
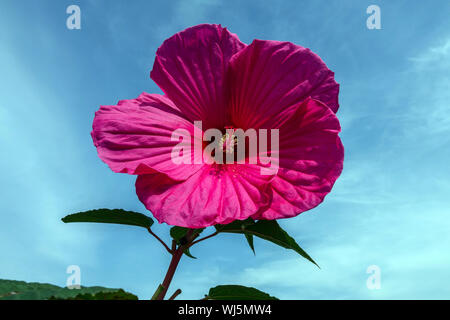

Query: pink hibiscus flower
<box><xmin>92</xmin><ymin>24</ymin><xmax>344</xmax><ymax>228</ymax></box>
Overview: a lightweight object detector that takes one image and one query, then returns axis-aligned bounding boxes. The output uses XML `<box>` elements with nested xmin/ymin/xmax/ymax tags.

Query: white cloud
<box><xmin>402</xmin><ymin>38</ymin><xmax>450</xmax><ymax>138</ymax></box>
<box><xmin>409</xmin><ymin>39</ymin><xmax>450</xmax><ymax>67</ymax></box>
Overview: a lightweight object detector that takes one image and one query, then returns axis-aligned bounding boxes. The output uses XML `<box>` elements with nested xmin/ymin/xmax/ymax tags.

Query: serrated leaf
<box><xmin>62</xmin><ymin>209</ymin><xmax>154</xmax><ymax>229</ymax></box>
<box><xmin>205</xmin><ymin>285</ymin><xmax>278</xmax><ymax>300</ymax></box>
<box><xmin>215</xmin><ymin>219</ymin><xmax>318</xmax><ymax>267</ymax></box>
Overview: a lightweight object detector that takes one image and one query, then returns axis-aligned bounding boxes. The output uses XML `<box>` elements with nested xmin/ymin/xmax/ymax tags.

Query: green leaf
<box><xmin>62</xmin><ymin>208</ymin><xmax>154</xmax><ymax>229</ymax></box>
<box><xmin>0</xmin><ymin>279</ymin><xmax>137</xmax><ymax>300</ymax></box>
<box><xmin>215</xmin><ymin>219</ymin><xmax>318</xmax><ymax>267</ymax></box>
<box><xmin>170</xmin><ymin>226</ymin><xmax>204</xmax><ymax>258</ymax></box>
<box><xmin>170</xmin><ymin>226</ymin><xmax>204</xmax><ymax>243</ymax></box>
<box><xmin>183</xmin><ymin>248</ymin><xmax>197</xmax><ymax>259</ymax></box>
<box><xmin>215</xmin><ymin>218</ymin><xmax>255</xmax><ymax>253</ymax></box>
<box><xmin>244</xmin><ymin>233</ymin><xmax>255</xmax><ymax>254</ymax></box>
<box><xmin>215</xmin><ymin>218</ymin><xmax>254</xmax><ymax>232</ymax></box>
<box><xmin>205</xmin><ymin>285</ymin><xmax>278</xmax><ymax>300</ymax></box>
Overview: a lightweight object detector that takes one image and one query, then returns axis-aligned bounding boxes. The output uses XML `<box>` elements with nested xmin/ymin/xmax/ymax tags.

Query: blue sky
<box><xmin>1</xmin><ymin>0</ymin><xmax>449</xmax><ymax>299</ymax></box>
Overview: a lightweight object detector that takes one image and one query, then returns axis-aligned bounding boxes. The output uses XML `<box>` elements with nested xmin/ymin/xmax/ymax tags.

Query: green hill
<box><xmin>0</xmin><ymin>279</ymin><xmax>137</xmax><ymax>300</ymax></box>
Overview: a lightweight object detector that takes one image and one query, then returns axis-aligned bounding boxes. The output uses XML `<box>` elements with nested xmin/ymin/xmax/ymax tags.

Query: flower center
<box><xmin>218</xmin><ymin>131</ymin><xmax>238</xmax><ymax>154</ymax></box>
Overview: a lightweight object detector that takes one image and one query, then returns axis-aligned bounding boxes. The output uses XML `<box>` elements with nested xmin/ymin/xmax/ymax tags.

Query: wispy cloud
<box><xmin>386</xmin><ymin>38</ymin><xmax>450</xmax><ymax>146</ymax></box>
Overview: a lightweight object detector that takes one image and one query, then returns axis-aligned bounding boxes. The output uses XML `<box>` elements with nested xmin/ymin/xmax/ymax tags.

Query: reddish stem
<box><xmin>147</xmin><ymin>227</ymin><xmax>172</xmax><ymax>254</ymax></box>
<box><xmin>156</xmin><ymin>247</ymin><xmax>183</xmax><ymax>300</ymax></box>
<box><xmin>168</xmin><ymin>288</ymin><xmax>182</xmax><ymax>300</ymax></box>
<box><xmin>154</xmin><ymin>230</ymin><xmax>195</xmax><ymax>300</ymax></box>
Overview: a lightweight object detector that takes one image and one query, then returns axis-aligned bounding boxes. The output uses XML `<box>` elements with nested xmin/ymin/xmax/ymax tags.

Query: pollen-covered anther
<box><xmin>219</xmin><ymin>132</ymin><xmax>238</xmax><ymax>154</ymax></box>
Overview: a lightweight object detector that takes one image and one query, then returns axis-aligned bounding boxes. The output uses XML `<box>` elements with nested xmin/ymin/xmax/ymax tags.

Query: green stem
<box><xmin>150</xmin><ymin>284</ymin><xmax>164</xmax><ymax>300</ymax></box>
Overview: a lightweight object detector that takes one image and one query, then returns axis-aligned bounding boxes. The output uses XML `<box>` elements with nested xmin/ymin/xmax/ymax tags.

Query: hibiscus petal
<box><xmin>253</xmin><ymin>98</ymin><xmax>344</xmax><ymax>220</ymax></box>
<box><xmin>229</xmin><ymin>40</ymin><xmax>339</xmax><ymax>130</ymax></box>
<box><xmin>151</xmin><ymin>24</ymin><xmax>246</xmax><ymax>129</ymax></box>
<box><xmin>92</xmin><ymin>93</ymin><xmax>202</xmax><ymax>181</ymax></box>
<box><xmin>136</xmin><ymin>164</ymin><xmax>272</xmax><ymax>228</ymax></box>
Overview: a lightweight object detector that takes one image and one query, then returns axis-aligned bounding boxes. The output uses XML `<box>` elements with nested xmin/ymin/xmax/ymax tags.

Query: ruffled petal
<box><xmin>228</xmin><ymin>40</ymin><xmax>339</xmax><ymax>130</ymax></box>
<box><xmin>92</xmin><ymin>93</ymin><xmax>202</xmax><ymax>181</ymax></box>
<box><xmin>252</xmin><ymin>98</ymin><xmax>344</xmax><ymax>220</ymax></box>
<box><xmin>136</xmin><ymin>164</ymin><xmax>272</xmax><ymax>228</ymax></box>
<box><xmin>151</xmin><ymin>24</ymin><xmax>246</xmax><ymax>129</ymax></box>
